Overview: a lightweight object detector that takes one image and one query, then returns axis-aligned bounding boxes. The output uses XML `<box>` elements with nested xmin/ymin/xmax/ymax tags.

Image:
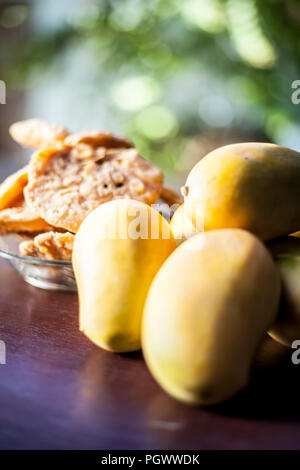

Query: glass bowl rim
<box><xmin>0</xmin><ymin>246</ymin><xmax>72</xmax><ymax>267</ymax></box>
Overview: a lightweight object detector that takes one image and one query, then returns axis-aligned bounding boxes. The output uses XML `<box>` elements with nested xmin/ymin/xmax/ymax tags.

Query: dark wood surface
<box><xmin>0</xmin><ymin>258</ymin><xmax>300</xmax><ymax>450</ymax></box>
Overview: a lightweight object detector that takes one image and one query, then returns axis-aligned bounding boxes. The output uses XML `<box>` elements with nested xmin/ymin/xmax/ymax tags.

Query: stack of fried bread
<box><xmin>0</xmin><ymin>119</ymin><xmax>181</xmax><ymax>260</ymax></box>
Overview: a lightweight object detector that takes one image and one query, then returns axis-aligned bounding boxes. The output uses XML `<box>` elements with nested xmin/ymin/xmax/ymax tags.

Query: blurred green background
<box><xmin>0</xmin><ymin>0</ymin><xmax>300</xmax><ymax>187</ymax></box>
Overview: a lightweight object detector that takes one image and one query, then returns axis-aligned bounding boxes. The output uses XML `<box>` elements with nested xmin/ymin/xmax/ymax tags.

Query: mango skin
<box><xmin>142</xmin><ymin>229</ymin><xmax>280</xmax><ymax>405</ymax></box>
<box><xmin>184</xmin><ymin>143</ymin><xmax>300</xmax><ymax>241</ymax></box>
<box><xmin>170</xmin><ymin>203</ymin><xmax>197</xmax><ymax>246</ymax></box>
<box><xmin>268</xmin><ymin>235</ymin><xmax>300</xmax><ymax>347</ymax></box>
<box><xmin>73</xmin><ymin>199</ymin><xmax>176</xmax><ymax>353</ymax></box>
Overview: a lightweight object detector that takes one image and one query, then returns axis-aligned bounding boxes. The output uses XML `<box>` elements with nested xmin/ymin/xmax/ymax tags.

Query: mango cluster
<box><xmin>73</xmin><ymin>142</ymin><xmax>300</xmax><ymax>405</ymax></box>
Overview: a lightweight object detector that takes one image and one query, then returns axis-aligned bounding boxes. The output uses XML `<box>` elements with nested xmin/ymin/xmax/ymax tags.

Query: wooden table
<box><xmin>0</xmin><ymin>258</ymin><xmax>300</xmax><ymax>450</ymax></box>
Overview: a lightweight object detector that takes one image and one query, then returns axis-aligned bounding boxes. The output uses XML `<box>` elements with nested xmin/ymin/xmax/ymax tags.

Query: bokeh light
<box><xmin>134</xmin><ymin>106</ymin><xmax>179</xmax><ymax>141</ymax></box>
<box><xmin>227</xmin><ymin>0</ymin><xmax>276</xmax><ymax>69</ymax></box>
<box><xmin>181</xmin><ymin>0</ymin><xmax>225</xmax><ymax>34</ymax></box>
<box><xmin>111</xmin><ymin>76</ymin><xmax>161</xmax><ymax>112</ymax></box>
<box><xmin>1</xmin><ymin>0</ymin><xmax>300</xmax><ymax>181</ymax></box>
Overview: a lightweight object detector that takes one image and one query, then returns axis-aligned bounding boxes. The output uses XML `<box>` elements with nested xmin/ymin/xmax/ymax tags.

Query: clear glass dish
<box><xmin>0</xmin><ymin>233</ymin><xmax>76</xmax><ymax>291</ymax></box>
<box><xmin>0</xmin><ymin>200</ymin><xmax>175</xmax><ymax>291</ymax></box>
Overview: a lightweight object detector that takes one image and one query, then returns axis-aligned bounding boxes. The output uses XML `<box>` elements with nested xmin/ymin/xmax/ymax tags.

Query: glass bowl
<box><xmin>0</xmin><ymin>233</ymin><xmax>76</xmax><ymax>291</ymax></box>
<box><xmin>0</xmin><ymin>199</ymin><xmax>176</xmax><ymax>291</ymax></box>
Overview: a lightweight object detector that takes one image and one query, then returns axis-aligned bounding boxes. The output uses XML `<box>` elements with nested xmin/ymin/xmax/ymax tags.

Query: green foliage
<box><xmin>3</xmin><ymin>0</ymin><xmax>300</xmax><ymax>171</ymax></box>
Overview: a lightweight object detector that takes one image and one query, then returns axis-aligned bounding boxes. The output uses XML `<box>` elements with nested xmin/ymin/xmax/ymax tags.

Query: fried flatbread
<box><xmin>160</xmin><ymin>186</ymin><xmax>183</xmax><ymax>206</ymax></box>
<box><xmin>25</xmin><ymin>147</ymin><xmax>164</xmax><ymax>232</ymax></box>
<box><xmin>0</xmin><ymin>205</ymin><xmax>52</xmax><ymax>234</ymax></box>
<box><xmin>9</xmin><ymin>118</ymin><xmax>69</xmax><ymax>149</ymax></box>
<box><xmin>19</xmin><ymin>231</ymin><xmax>74</xmax><ymax>260</ymax></box>
<box><xmin>64</xmin><ymin>131</ymin><xmax>132</xmax><ymax>150</ymax></box>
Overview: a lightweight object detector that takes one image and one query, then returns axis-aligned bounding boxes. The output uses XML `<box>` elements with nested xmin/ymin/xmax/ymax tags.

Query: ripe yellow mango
<box><xmin>73</xmin><ymin>199</ymin><xmax>175</xmax><ymax>353</ymax></box>
<box><xmin>170</xmin><ymin>204</ymin><xmax>198</xmax><ymax>246</ymax></box>
<box><xmin>183</xmin><ymin>143</ymin><xmax>300</xmax><ymax>241</ymax></box>
<box><xmin>268</xmin><ymin>235</ymin><xmax>300</xmax><ymax>347</ymax></box>
<box><xmin>142</xmin><ymin>229</ymin><xmax>280</xmax><ymax>405</ymax></box>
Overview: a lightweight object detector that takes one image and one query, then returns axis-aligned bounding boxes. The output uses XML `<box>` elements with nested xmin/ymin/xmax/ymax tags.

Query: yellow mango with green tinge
<box><xmin>73</xmin><ymin>199</ymin><xmax>176</xmax><ymax>353</ymax></box>
<box><xmin>183</xmin><ymin>143</ymin><xmax>300</xmax><ymax>241</ymax></box>
<box><xmin>142</xmin><ymin>229</ymin><xmax>280</xmax><ymax>405</ymax></box>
